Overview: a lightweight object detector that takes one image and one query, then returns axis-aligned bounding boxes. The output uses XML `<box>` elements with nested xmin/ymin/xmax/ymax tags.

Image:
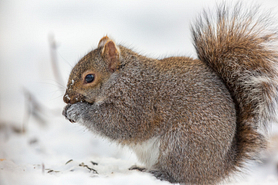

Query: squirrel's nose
<box><xmin>63</xmin><ymin>91</ymin><xmax>85</xmax><ymax>104</ymax></box>
<box><xmin>63</xmin><ymin>93</ymin><xmax>71</xmax><ymax>104</ymax></box>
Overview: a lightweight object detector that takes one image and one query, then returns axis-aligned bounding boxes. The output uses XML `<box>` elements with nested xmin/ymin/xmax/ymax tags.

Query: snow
<box><xmin>0</xmin><ymin>117</ymin><xmax>170</xmax><ymax>185</ymax></box>
<box><xmin>2</xmin><ymin>119</ymin><xmax>278</xmax><ymax>185</ymax></box>
<box><xmin>1</xmin><ymin>0</ymin><xmax>278</xmax><ymax>184</ymax></box>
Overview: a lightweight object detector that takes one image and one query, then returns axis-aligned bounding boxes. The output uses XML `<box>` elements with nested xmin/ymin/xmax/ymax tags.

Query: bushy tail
<box><xmin>192</xmin><ymin>3</ymin><xmax>278</xmax><ymax>168</ymax></box>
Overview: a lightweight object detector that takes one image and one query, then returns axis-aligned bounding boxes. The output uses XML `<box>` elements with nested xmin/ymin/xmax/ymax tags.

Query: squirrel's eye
<box><xmin>85</xmin><ymin>74</ymin><xmax>95</xmax><ymax>83</ymax></box>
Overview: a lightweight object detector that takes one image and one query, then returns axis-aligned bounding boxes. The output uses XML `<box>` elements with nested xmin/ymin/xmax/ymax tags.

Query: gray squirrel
<box><xmin>62</xmin><ymin>3</ymin><xmax>278</xmax><ymax>185</ymax></box>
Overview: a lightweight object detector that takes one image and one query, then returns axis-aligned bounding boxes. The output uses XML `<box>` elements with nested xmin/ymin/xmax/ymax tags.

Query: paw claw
<box><xmin>69</xmin><ymin>119</ymin><xmax>76</xmax><ymax>123</ymax></box>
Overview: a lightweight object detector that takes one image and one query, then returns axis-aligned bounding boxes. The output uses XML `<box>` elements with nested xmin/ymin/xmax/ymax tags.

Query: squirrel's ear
<box><xmin>98</xmin><ymin>36</ymin><xmax>110</xmax><ymax>48</ymax></box>
<box><xmin>101</xmin><ymin>39</ymin><xmax>120</xmax><ymax>72</ymax></box>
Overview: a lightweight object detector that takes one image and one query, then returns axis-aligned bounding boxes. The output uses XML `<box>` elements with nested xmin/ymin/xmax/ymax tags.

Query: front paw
<box><xmin>62</xmin><ymin>104</ymin><xmax>74</xmax><ymax>122</ymax></box>
<box><xmin>62</xmin><ymin>103</ymin><xmax>88</xmax><ymax>123</ymax></box>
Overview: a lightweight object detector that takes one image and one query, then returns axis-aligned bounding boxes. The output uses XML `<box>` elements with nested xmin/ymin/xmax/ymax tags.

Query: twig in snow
<box><xmin>65</xmin><ymin>159</ymin><xmax>73</xmax><ymax>165</ymax></box>
<box><xmin>22</xmin><ymin>88</ymin><xmax>48</xmax><ymax>132</ymax></box>
<box><xmin>91</xmin><ymin>161</ymin><xmax>98</xmax><ymax>165</ymax></box>
<box><xmin>48</xmin><ymin>34</ymin><xmax>65</xmax><ymax>92</ymax></box>
<box><xmin>79</xmin><ymin>162</ymin><xmax>98</xmax><ymax>174</ymax></box>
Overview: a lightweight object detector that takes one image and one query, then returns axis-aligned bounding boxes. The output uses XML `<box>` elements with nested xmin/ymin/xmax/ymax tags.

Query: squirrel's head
<box><xmin>63</xmin><ymin>36</ymin><xmax>120</xmax><ymax>104</ymax></box>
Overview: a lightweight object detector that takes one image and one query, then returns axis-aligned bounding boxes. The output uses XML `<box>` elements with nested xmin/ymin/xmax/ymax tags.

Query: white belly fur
<box><xmin>129</xmin><ymin>137</ymin><xmax>160</xmax><ymax>169</ymax></box>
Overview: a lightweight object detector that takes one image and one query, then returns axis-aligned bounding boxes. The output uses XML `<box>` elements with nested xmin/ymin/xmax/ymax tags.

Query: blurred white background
<box><xmin>1</xmin><ymin>0</ymin><xmax>278</xmax><ymax>184</ymax></box>
<box><xmin>0</xmin><ymin>0</ymin><xmax>278</xmax><ymax>123</ymax></box>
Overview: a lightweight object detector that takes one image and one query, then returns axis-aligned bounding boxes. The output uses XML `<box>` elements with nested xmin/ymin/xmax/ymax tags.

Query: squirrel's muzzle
<box><xmin>63</xmin><ymin>91</ymin><xmax>85</xmax><ymax>104</ymax></box>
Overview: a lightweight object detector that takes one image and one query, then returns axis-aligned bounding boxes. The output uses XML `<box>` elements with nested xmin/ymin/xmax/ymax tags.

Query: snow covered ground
<box><xmin>0</xmin><ymin>116</ymin><xmax>172</xmax><ymax>185</ymax></box>
<box><xmin>2</xmin><ymin>117</ymin><xmax>278</xmax><ymax>185</ymax></box>
<box><xmin>1</xmin><ymin>0</ymin><xmax>278</xmax><ymax>184</ymax></box>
